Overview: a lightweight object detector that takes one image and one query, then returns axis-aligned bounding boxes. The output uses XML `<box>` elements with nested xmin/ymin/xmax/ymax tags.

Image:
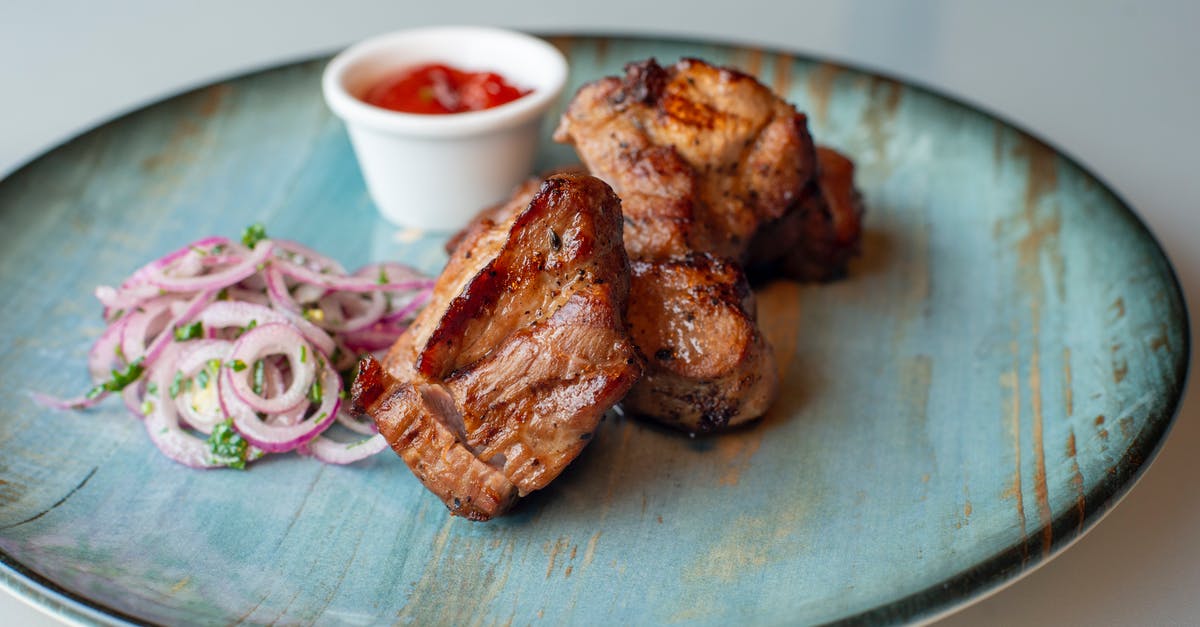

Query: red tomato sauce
<box><xmin>361</xmin><ymin>63</ymin><xmax>531</xmax><ymax>114</ymax></box>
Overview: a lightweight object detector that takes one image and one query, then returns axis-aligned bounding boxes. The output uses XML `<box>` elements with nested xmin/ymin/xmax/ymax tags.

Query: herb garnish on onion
<box><xmin>35</xmin><ymin>225</ymin><xmax>432</xmax><ymax>469</ymax></box>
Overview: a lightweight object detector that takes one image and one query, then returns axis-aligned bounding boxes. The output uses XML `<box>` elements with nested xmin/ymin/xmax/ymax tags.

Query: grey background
<box><xmin>1</xmin><ymin>1</ymin><xmax>1196</xmax><ymax>624</ymax></box>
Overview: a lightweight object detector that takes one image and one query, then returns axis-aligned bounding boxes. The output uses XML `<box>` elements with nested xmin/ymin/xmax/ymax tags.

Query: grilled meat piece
<box><xmin>453</xmin><ymin>181</ymin><xmax>778</xmax><ymax>435</ymax></box>
<box><xmin>551</xmin><ymin>58</ymin><xmax>803</xmax><ymax>431</ymax></box>
<box><xmin>746</xmin><ymin>146</ymin><xmax>865</xmax><ymax>281</ymax></box>
<box><xmin>353</xmin><ymin>174</ymin><xmax>642</xmax><ymax>520</ymax></box>
<box><xmin>553</xmin><ymin>57</ymin><xmax>814</xmax><ymax>262</ymax></box>
<box><xmin>623</xmin><ymin>253</ymin><xmax>777</xmax><ymax>432</ymax></box>
<box><xmin>553</xmin><ymin>57</ymin><xmax>863</xmax><ymax>280</ymax></box>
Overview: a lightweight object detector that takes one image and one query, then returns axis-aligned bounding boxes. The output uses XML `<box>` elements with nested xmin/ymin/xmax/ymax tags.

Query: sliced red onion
<box><xmin>144</xmin><ymin>240</ymin><xmax>271</xmax><ymax>292</ymax></box>
<box><xmin>124</xmin><ymin>236</ymin><xmax>233</xmax><ymax>289</ymax></box>
<box><xmin>88</xmin><ymin>315</ymin><xmax>131</xmax><ymax>381</ymax></box>
<box><xmin>120</xmin><ymin>298</ymin><xmax>173</xmax><ymax>363</ymax></box>
<box><xmin>143</xmin><ymin>344</ymin><xmax>227</xmax><ymax>469</ymax></box>
<box><xmin>274</xmin><ymin>256</ymin><xmax>431</xmax><ymax>293</ymax></box>
<box><xmin>329</xmin><ymin>338</ymin><xmax>361</xmax><ymax>372</ymax></box>
<box><xmin>274</xmin><ymin>240</ymin><xmax>346</xmax><ymax>274</ymax></box>
<box><xmin>335</xmin><ymin>408</ymin><xmax>378</xmax><ymax>435</ymax></box>
<box><xmin>45</xmin><ymin>230</ymin><xmax>432</xmax><ymax>469</ymax></box>
<box><xmin>29</xmin><ymin>391</ymin><xmax>108</xmax><ymax>411</ymax></box>
<box><xmin>263</xmin><ymin>266</ymin><xmax>296</xmax><ymax>313</ymax></box>
<box><xmin>303</xmin><ymin>433</ymin><xmax>388</xmax><ymax>465</ymax></box>
<box><xmin>196</xmin><ymin>301</ymin><xmax>336</xmax><ymax>357</ymax></box>
<box><xmin>222</xmin><ymin>365</ymin><xmax>340</xmax><ymax>452</ymax></box>
<box><xmin>140</xmin><ymin>290</ymin><xmax>219</xmax><ymax>370</ymax></box>
<box><xmin>174</xmin><ymin>340</ymin><xmax>234</xmax><ymax>434</ymax></box>
<box><xmin>261</xmin><ymin>359</ymin><xmax>307</xmax><ymax>426</ymax></box>
<box><xmin>97</xmin><ymin>283</ymin><xmax>162</xmax><ymax>319</ymax></box>
<box><xmin>123</xmin><ymin>380</ymin><xmax>146</xmax><ymax>419</ymax></box>
<box><xmin>292</xmin><ymin>282</ymin><xmax>328</xmax><ymax>307</ymax></box>
<box><xmin>226</xmin><ymin>323</ymin><xmax>314</xmax><ymax>414</ymax></box>
<box><xmin>340</xmin><ymin>323</ymin><xmax>408</xmax><ymax>353</ymax></box>
<box><xmin>315</xmin><ymin>291</ymin><xmax>387</xmax><ymax>333</ymax></box>
<box><xmin>380</xmin><ymin>289</ymin><xmax>432</xmax><ymax>324</ymax></box>
<box><xmin>355</xmin><ymin>262</ymin><xmax>425</xmax><ymax>284</ymax></box>
<box><xmin>224</xmin><ymin>287</ymin><xmax>270</xmax><ymax>307</ymax></box>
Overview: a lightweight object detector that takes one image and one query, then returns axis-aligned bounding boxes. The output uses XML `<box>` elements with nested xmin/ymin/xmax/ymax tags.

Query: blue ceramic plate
<box><xmin>0</xmin><ymin>36</ymin><xmax>1188</xmax><ymax>625</ymax></box>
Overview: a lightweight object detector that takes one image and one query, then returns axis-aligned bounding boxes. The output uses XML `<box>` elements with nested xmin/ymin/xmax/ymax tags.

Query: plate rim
<box><xmin>0</xmin><ymin>31</ymin><xmax>1189</xmax><ymax>627</ymax></box>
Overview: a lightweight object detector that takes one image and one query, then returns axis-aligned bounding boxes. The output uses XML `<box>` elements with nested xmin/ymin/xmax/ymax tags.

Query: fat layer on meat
<box><xmin>353</xmin><ymin>174</ymin><xmax>641</xmax><ymax>520</ymax></box>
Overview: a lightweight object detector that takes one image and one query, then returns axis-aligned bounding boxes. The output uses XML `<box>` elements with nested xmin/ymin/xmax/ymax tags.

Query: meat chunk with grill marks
<box><xmin>550</xmin><ymin>57</ymin><xmax>865</xmax><ymax>433</ymax></box>
<box><xmin>746</xmin><ymin>145</ymin><xmax>865</xmax><ymax>281</ymax></box>
<box><xmin>352</xmin><ymin>173</ymin><xmax>641</xmax><ymax>520</ymax></box>
<box><xmin>623</xmin><ymin>253</ymin><xmax>777</xmax><ymax>432</ymax></box>
<box><xmin>553</xmin><ymin>56</ymin><xmax>863</xmax><ymax>279</ymax></box>
<box><xmin>452</xmin><ymin>181</ymin><xmax>778</xmax><ymax>435</ymax></box>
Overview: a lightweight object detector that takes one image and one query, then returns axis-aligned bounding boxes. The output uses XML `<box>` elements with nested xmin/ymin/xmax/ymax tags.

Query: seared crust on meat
<box><xmin>554</xmin><ymin>57</ymin><xmax>819</xmax><ymax>262</ymax></box>
<box><xmin>454</xmin><ymin>181</ymin><xmax>779</xmax><ymax>435</ymax></box>
<box><xmin>552</xmin><ymin>57</ymin><xmax>804</xmax><ymax>432</ymax></box>
<box><xmin>746</xmin><ymin>146</ymin><xmax>865</xmax><ymax>281</ymax></box>
<box><xmin>354</xmin><ymin>174</ymin><xmax>641</xmax><ymax>520</ymax></box>
<box><xmin>624</xmin><ymin>254</ymin><xmax>777</xmax><ymax>433</ymax></box>
<box><xmin>554</xmin><ymin>57</ymin><xmax>863</xmax><ymax>280</ymax></box>
<box><xmin>353</xmin><ymin>351</ymin><xmax>517</xmax><ymax>521</ymax></box>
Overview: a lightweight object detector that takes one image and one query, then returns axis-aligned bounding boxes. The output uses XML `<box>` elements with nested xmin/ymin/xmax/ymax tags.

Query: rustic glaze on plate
<box><xmin>0</xmin><ymin>36</ymin><xmax>1187</xmax><ymax>626</ymax></box>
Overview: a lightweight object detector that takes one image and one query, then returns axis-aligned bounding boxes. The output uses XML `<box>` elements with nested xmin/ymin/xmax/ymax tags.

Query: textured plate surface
<box><xmin>0</xmin><ymin>36</ymin><xmax>1188</xmax><ymax>626</ymax></box>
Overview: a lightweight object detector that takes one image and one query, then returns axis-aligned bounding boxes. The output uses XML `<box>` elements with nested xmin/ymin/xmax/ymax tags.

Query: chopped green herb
<box><xmin>252</xmin><ymin>360</ymin><xmax>264</xmax><ymax>396</ymax></box>
<box><xmin>173</xmin><ymin>321</ymin><xmax>203</xmax><ymax>341</ymax></box>
<box><xmin>309</xmin><ymin>377</ymin><xmax>323</xmax><ymax>404</ymax></box>
<box><xmin>216</xmin><ymin>288</ymin><xmax>229</xmax><ymax>301</ymax></box>
<box><xmin>110</xmin><ymin>309</ymin><xmax>125</xmax><ymax>320</ymax></box>
<box><xmin>169</xmin><ymin>371</ymin><xmax>184</xmax><ymax>398</ymax></box>
<box><xmin>146</xmin><ymin>382</ymin><xmax>158</xmax><ymax>396</ymax></box>
<box><xmin>227</xmin><ymin>359</ymin><xmax>248</xmax><ymax>372</ymax></box>
<box><xmin>91</xmin><ymin>357</ymin><xmax>145</xmax><ymax>397</ymax></box>
<box><xmin>113</xmin><ymin>342</ymin><xmax>127</xmax><ymax>362</ymax></box>
<box><xmin>377</xmin><ymin>267</ymin><xmax>389</xmax><ymax>285</ymax></box>
<box><xmin>141</xmin><ymin>400</ymin><xmax>155</xmax><ymax>415</ymax></box>
<box><xmin>241</xmin><ymin>223</ymin><xmax>268</xmax><ymax>248</ymax></box>
<box><xmin>193</xmin><ymin>359</ymin><xmax>220</xmax><ymax>390</ymax></box>
<box><xmin>207</xmin><ymin>419</ymin><xmax>249</xmax><ymax>470</ymax></box>
<box><xmin>299</xmin><ymin>345</ymin><xmax>307</xmax><ymax>363</ymax></box>
<box><xmin>233</xmin><ymin>318</ymin><xmax>257</xmax><ymax>339</ymax></box>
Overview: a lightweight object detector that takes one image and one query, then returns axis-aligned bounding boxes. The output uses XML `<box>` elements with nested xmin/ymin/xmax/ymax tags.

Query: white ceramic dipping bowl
<box><xmin>322</xmin><ymin>26</ymin><xmax>568</xmax><ymax>231</ymax></box>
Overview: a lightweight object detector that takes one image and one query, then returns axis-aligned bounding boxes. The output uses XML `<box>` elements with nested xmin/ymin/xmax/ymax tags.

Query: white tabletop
<box><xmin>3</xmin><ymin>1</ymin><xmax>1197</xmax><ymax>624</ymax></box>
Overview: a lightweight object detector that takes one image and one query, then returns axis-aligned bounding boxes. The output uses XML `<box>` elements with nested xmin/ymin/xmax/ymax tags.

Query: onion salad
<box><xmin>34</xmin><ymin>224</ymin><xmax>433</xmax><ymax>469</ymax></box>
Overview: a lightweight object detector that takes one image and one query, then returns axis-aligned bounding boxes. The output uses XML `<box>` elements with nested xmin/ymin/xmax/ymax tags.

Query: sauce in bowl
<box><xmin>362</xmin><ymin>64</ymin><xmax>531</xmax><ymax>114</ymax></box>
